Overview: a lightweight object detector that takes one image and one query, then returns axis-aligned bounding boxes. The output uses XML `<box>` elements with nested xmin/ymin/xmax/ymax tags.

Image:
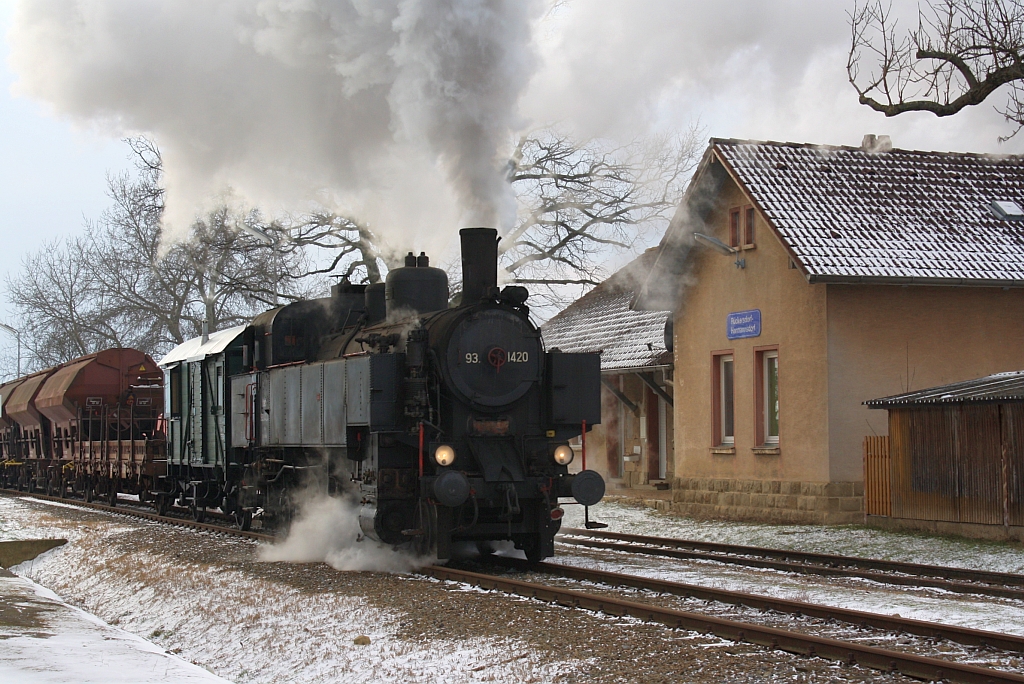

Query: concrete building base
<box><xmin>865</xmin><ymin>515</ymin><xmax>1024</xmax><ymax>543</ymax></box>
<box><xmin>647</xmin><ymin>477</ymin><xmax>866</xmax><ymax>525</ymax></box>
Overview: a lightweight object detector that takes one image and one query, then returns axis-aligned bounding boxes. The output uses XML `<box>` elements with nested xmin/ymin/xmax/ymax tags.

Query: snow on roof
<box><xmin>865</xmin><ymin>370</ymin><xmax>1024</xmax><ymax>407</ymax></box>
<box><xmin>713</xmin><ymin>138</ymin><xmax>1024</xmax><ymax>285</ymax></box>
<box><xmin>541</xmin><ymin>250</ymin><xmax>671</xmax><ymax>372</ymax></box>
<box><xmin>158</xmin><ymin>325</ymin><xmax>247</xmax><ymax>366</ymax></box>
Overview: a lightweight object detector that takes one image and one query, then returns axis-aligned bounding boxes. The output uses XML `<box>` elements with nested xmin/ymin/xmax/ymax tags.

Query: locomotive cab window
<box><xmin>169</xmin><ymin>366</ymin><xmax>182</xmax><ymax>417</ymax></box>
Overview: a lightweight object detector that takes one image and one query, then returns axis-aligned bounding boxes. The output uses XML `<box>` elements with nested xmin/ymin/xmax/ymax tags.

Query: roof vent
<box><xmin>861</xmin><ymin>134</ymin><xmax>892</xmax><ymax>152</ymax></box>
<box><xmin>990</xmin><ymin>200</ymin><xmax>1024</xmax><ymax>221</ymax></box>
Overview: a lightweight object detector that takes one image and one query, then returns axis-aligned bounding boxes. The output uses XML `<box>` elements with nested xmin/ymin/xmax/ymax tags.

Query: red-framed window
<box><xmin>754</xmin><ymin>346</ymin><xmax>780</xmax><ymax>446</ymax></box>
<box><xmin>711</xmin><ymin>351</ymin><xmax>735</xmax><ymax>446</ymax></box>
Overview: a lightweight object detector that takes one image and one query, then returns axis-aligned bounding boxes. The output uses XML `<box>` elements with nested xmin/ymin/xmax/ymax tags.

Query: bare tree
<box><xmin>849</xmin><ymin>0</ymin><xmax>1024</xmax><ymax>137</ymax></box>
<box><xmin>4</xmin><ymin>125</ymin><xmax>699</xmax><ymax>371</ymax></box>
<box><xmin>5</xmin><ymin>139</ymin><xmax>317</xmax><ymax>369</ymax></box>
<box><xmin>499</xmin><ymin>126</ymin><xmax>701</xmax><ymax>309</ymax></box>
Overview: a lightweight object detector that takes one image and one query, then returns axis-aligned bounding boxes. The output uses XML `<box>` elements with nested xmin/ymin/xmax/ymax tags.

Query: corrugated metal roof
<box><xmin>158</xmin><ymin>325</ymin><xmax>247</xmax><ymax>366</ymax></box>
<box><xmin>541</xmin><ymin>250</ymin><xmax>672</xmax><ymax>372</ymax></box>
<box><xmin>713</xmin><ymin>138</ymin><xmax>1024</xmax><ymax>284</ymax></box>
<box><xmin>865</xmin><ymin>371</ymin><xmax>1024</xmax><ymax>407</ymax></box>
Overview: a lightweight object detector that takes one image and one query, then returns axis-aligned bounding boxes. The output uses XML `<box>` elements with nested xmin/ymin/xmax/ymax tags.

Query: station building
<box><xmin>632</xmin><ymin>136</ymin><xmax>1024</xmax><ymax>524</ymax></box>
<box><xmin>541</xmin><ymin>250</ymin><xmax>674</xmax><ymax>493</ymax></box>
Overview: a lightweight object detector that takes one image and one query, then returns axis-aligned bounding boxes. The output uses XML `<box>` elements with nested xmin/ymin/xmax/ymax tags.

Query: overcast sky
<box><xmin>0</xmin><ymin>0</ymin><xmax>1019</xmax><ymax>363</ymax></box>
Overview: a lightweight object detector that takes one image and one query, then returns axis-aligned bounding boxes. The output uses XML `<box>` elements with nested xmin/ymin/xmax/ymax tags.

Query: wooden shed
<box><xmin>865</xmin><ymin>372</ymin><xmax>1024</xmax><ymax>541</ymax></box>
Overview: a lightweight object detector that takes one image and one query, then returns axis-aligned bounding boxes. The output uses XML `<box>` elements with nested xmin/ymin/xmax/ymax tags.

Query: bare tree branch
<box><xmin>849</xmin><ymin>0</ymin><xmax>1024</xmax><ymax>137</ymax></box>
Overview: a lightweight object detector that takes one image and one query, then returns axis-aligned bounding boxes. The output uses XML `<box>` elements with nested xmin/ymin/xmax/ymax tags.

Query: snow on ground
<box><xmin>0</xmin><ymin>568</ymin><xmax>230</xmax><ymax>684</ymax></box>
<box><xmin>1</xmin><ymin>496</ymin><xmax>580</xmax><ymax>683</ymax></box>
<box><xmin>560</xmin><ymin>500</ymin><xmax>1024</xmax><ymax>636</ymax></box>
<box><xmin>563</xmin><ymin>499</ymin><xmax>1024</xmax><ymax>573</ymax></box>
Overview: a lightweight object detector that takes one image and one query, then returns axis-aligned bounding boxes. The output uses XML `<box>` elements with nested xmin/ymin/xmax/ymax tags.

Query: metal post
<box><xmin>0</xmin><ymin>323</ymin><xmax>20</xmax><ymax>377</ymax></box>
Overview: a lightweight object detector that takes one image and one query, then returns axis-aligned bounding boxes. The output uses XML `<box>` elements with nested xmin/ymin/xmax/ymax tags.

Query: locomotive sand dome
<box><xmin>156</xmin><ymin>226</ymin><xmax>605</xmax><ymax>561</ymax></box>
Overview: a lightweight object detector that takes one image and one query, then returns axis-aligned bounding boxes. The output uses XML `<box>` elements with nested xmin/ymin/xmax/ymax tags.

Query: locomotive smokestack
<box><xmin>460</xmin><ymin>227</ymin><xmax>498</xmax><ymax>303</ymax></box>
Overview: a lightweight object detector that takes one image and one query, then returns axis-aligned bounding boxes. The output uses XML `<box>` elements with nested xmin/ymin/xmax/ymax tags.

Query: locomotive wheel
<box><xmin>522</xmin><ymin>536</ymin><xmax>544</xmax><ymax>564</ymax></box>
<box><xmin>234</xmin><ymin>509</ymin><xmax>252</xmax><ymax>531</ymax></box>
<box><xmin>414</xmin><ymin>501</ymin><xmax>437</xmax><ymax>558</ymax></box>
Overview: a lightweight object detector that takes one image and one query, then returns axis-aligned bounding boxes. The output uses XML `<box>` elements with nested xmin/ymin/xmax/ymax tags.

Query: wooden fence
<box><xmin>863</xmin><ymin>435</ymin><xmax>891</xmax><ymax>517</ymax></box>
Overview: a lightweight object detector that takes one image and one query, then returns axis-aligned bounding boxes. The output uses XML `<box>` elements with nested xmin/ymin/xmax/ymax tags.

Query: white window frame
<box><xmin>762</xmin><ymin>350</ymin><xmax>779</xmax><ymax>444</ymax></box>
<box><xmin>720</xmin><ymin>354</ymin><xmax>734</xmax><ymax>445</ymax></box>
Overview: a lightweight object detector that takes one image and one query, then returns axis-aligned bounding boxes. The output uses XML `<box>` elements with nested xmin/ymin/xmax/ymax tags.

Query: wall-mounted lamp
<box><xmin>694</xmin><ymin>232</ymin><xmax>745</xmax><ymax>269</ymax></box>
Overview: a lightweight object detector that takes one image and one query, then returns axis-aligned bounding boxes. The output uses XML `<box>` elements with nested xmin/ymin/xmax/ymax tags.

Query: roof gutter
<box><xmin>807</xmin><ymin>274</ymin><xmax>1024</xmax><ymax>288</ymax></box>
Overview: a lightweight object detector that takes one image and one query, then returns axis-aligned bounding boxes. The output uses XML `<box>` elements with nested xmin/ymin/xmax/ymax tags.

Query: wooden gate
<box><xmin>863</xmin><ymin>435</ymin><xmax>891</xmax><ymax>516</ymax></box>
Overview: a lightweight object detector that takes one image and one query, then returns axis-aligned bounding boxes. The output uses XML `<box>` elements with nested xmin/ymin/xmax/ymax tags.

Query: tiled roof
<box><xmin>865</xmin><ymin>370</ymin><xmax>1024</xmax><ymax>407</ymax></box>
<box><xmin>714</xmin><ymin>138</ymin><xmax>1024</xmax><ymax>285</ymax></box>
<box><xmin>542</xmin><ymin>250</ymin><xmax>671</xmax><ymax>372</ymax></box>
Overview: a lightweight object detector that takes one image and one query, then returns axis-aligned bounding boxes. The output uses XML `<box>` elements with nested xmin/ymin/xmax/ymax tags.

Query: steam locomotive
<box><xmin>0</xmin><ymin>228</ymin><xmax>604</xmax><ymax>561</ymax></box>
<box><xmin>164</xmin><ymin>227</ymin><xmax>604</xmax><ymax>561</ymax></box>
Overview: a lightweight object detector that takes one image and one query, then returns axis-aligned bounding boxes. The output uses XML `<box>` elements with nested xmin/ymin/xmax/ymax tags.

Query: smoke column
<box><xmin>8</xmin><ymin>0</ymin><xmax>542</xmax><ymax>242</ymax></box>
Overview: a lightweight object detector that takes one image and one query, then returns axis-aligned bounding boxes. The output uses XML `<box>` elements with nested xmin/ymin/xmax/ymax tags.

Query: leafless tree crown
<box><xmin>849</xmin><ymin>0</ymin><xmax>1024</xmax><ymax>137</ymax></box>
<box><xmin>4</xmin><ymin>127</ymin><xmax>701</xmax><ymax>373</ymax></box>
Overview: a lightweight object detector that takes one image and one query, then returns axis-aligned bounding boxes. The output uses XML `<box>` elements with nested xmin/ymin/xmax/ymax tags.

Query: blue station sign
<box><xmin>727</xmin><ymin>309</ymin><xmax>761</xmax><ymax>340</ymax></box>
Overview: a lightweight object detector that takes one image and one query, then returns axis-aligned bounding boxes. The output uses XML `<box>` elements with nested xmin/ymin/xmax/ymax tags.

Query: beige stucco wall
<box><xmin>673</xmin><ymin>176</ymin><xmax>830</xmax><ymax>484</ymax></box>
<box><xmin>825</xmin><ymin>284</ymin><xmax>1024</xmax><ymax>481</ymax></box>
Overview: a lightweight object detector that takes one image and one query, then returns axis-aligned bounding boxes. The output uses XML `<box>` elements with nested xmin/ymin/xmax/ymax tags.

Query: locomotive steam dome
<box><xmin>444</xmin><ymin>308</ymin><xmax>541</xmax><ymax>407</ymax></box>
<box><xmin>385</xmin><ymin>252</ymin><xmax>449</xmax><ymax>318</ymax></box>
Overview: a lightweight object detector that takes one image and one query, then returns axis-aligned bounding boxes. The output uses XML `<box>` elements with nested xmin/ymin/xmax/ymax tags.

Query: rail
<box><xmin>558</xmin><ymin>527</ymin><xmax>1024</xmax><ymax>600</ymax></box>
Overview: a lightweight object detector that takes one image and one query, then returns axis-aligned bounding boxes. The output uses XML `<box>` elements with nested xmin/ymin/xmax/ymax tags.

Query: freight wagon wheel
<box><xmin>190</xmin><ymin>504</ymin><xmax>206</xmax><ymax>523</ymax></box>
<box><xmin>155</xmin><ymin>494</ymin><xmax>170</xmax><ymax>517</ymax></box>
<box><xmin>107</xmin><ymin>487</ymin><xmax>117</xmax><ymax>507</ymax></box>
<box><xmin>84</xmin><ymin>486</ymin><xmax>94</xmax><ymax>503</ymax></box>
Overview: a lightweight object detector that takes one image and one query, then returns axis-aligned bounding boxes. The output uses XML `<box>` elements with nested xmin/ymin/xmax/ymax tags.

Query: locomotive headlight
<box><xmin>553</xmin><ymin>445</ymin><xmax>574</xmax><ymax>465</ymax></box>
<box><xmin>434</xmin><ymin>444</ymin><xmax>456</xmax><ymax>467</ymax></box>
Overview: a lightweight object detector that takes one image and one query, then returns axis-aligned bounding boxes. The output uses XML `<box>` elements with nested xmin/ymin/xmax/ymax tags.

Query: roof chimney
<box><xmin>861</xmin><ymin>134</ymin><xmax>892</xmax><ymax>153</ymax></box>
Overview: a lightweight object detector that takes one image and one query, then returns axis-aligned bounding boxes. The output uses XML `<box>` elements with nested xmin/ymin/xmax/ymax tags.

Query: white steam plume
<box><xmin>259</xmin><ymin>493</ymin><xmax>429</xmax><ymax>573</ymax></box>
<box><xmin>9</xmin><ymin>0</ymin><xmax>542</xmax><ymax>243</ymax></box>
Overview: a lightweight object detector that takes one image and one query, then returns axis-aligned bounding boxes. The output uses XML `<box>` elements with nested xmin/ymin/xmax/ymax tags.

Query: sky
<box><xmin>0</xmin><ymin>0</ymin><xmax>1020</xmax><ymax>366</ymax></box>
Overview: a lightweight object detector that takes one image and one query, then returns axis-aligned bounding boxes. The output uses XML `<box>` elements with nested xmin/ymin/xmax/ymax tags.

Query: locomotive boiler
<box><xmin>159</xmin><ymin>227</ymin><xmax>605</xmax><ymax>561</ymax></box>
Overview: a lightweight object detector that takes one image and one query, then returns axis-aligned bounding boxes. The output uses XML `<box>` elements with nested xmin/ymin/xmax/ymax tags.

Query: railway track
<box><xmin>6</xmin><ymin>489</ymin><xmax>1024</xmax><ymax>683</ymax></box>
<box><xmin>558</xmin><ymin>527</ymin><xmax>1024</xmax><ymax>601</ymax></box>
<box><xmin>425</xmin><ymin>564</ymin><xmax>1024</xmax><ymax>684</ymax></box>
<box><xmin>488</xmin><ymin>556</ymin><xmax>1024</xmax><ymax>654</ymax></box>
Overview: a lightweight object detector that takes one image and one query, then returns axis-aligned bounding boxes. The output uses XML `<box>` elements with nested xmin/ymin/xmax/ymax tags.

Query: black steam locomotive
<box><xmin>160</xmin><ymin>228</ymin><xmax>604</xmax><ymax>561</ymax></box>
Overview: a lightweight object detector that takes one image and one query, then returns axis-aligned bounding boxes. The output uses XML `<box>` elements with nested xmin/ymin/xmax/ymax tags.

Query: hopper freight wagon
<box><xmin>0</xmin><ymin>349</ymin><xmax>164</xmax><ymax>502</ymax></box>
<box><xmin>158</xmin><ymin>228</ymin><xmax>606</xmax><ymax>561</ymax></box>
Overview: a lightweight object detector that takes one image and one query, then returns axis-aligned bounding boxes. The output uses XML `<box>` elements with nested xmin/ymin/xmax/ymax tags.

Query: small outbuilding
<box><xmin>865</xmin><ymin>372</ymin><xmax>1024</xmax><ymax>541</ymax></box>
<box><xmin>541</xmin><ymin>250</ymin><xmax>674</xmax><ymax>493</ymax></box>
